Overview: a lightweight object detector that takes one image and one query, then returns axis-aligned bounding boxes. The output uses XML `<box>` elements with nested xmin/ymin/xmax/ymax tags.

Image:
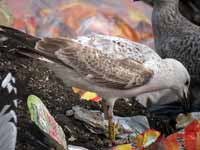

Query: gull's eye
<box><xmin>185</xmin><ymin>80</ymin><xmax>189</xmax><ymax>86</ymax></box>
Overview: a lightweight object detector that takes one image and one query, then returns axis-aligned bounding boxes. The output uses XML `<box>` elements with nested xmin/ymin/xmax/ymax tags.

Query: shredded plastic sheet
<box><xmin>113</xmin><ymin>117</ymin><xmax>200</xmax><ymax>150</ymax></box>
<box><xmin>112</xmin><ymin>129</ymin><xmax>160</xmax><ymax>150</ymax></box>
<box><xmin>162</xmin><ymin>120</ymin><xmax>200</xmax><ymax>150</ymax></box>
<box><xmin>70</xmin><ymin>106</ymin><xmax>149</xmax><ymax>141</ymax></box>
<box><xmin>27</xmin><ymin>95</ymin><xmax>67</xmax><ymax>150</ymax></box>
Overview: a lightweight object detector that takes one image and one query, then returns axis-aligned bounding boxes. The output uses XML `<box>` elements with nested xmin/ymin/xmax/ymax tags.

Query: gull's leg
<box><xmin>102</xmin><ymin>98</ymin><xmax>117</xmax><ymax>144</ymax></box>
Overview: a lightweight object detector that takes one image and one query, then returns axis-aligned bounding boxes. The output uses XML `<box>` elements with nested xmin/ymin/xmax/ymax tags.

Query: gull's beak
<box><xmin>180</xmin><ymin>89</ymin><xmax>191</xmax><ymax>112</ymax></box>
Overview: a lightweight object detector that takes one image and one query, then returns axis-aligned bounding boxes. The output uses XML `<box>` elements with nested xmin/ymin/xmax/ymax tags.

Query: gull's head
<box><xmin>164</xmin><ymin>58</ymin><xmax>190</xmax><ymax>110</ymax></box>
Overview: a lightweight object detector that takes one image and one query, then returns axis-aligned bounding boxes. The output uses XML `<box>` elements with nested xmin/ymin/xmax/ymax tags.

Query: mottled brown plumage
<box><xmin>36</xmin><ymin>37</ymin><xmax>153</xmax><ymax>89</ymax></box>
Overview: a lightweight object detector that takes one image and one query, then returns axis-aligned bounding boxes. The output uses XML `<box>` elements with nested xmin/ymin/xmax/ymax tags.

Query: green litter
<box><xmin>27</xmin><ymin>95</ymin><xmax>67</xmax><ymax>150</ymax></box>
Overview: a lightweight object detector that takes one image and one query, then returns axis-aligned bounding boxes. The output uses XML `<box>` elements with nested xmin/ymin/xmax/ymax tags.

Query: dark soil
<box><xmin>0</xmin><ymin>49</ymin><xmax>176</xmax><ymax>150</ymax></box>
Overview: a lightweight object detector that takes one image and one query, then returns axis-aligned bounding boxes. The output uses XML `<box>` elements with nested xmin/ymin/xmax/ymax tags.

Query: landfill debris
<box><xmin>176</xmin><ymin>112</ymin><xmax>200</xmax><ymax>129</ymax></box>
<box><xmin>0</xmin><ymin>72</ymin><xmax>19</xmax><ymax>150</ymax></box>
<box><xmin>112</xmin><ymin>129</ymin><xmax>160</xmax><ymax>150</ymax></box>
<box><xmin>6</xmin><ymin>0</ymin><xmax>153</xmax><ymax>43</ymax></box>
<box><xmin>27</xmin><ymin>95</ymin><xmax>67</xmax><ymax>150</ymax></box>
<box><xmin>112</xmin><ymin>143</ymin><xmax>136</xmax><ymax>150</ymax></box>
<box><xmin>68</xmin><ymin>145</ymin><xmax>88</xmax><ymax>150</ymax></box>
<box><xmin>0</xmin><ymin>1</ymin><xmax>12</xmax><ymax>26</ymax></box>
<box><xmin>135</xmin><ymin>129</ymin><xmax>160</xmax><ymax>148</ymax></box>
<box><xmin>72</xmin><ymin>87</ymin><xmax>101</xmax><ymax>102</ymax></box>
<box><xmin>69</xmin><ymin>106</ymin><xmax>149</xmax><ymax>142</ymax></box>
<box><xmin>55</xmin><ymin>114</ymin><xmax>78</xmax><ymax>142</ymax></box>
<box><xmin>111</xmin><ymin>112</ymin><xmax>200</xmax><ymax>150</ymax></box>
<box><xmin>161</xmin><ymin>120</ymin><xmax>200</xmax><ymax>150</ymax></box>
<box><xmin>65</xmin><ymin>109</ymin><xmax>74</xmax><ymax>117</ymax></box>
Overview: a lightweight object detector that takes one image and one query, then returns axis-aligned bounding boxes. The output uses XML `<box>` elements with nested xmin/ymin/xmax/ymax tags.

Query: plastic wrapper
<box><xmin>112</xmin><ymin>129</ymin><xmax>160</xmax><ymax>150</ymax></box>
<box><xmin>27</xmin><ymin>95</ymin><xmax>67</xmax><ymax>150</ymax></box>
<box><xmin>70</xmin><ymin>106</ymin><xmax>149</xmax><ymax>142</ymax></box>
<box><xmin>161</xmin><ymin>120</ymin><xmax>200</xmax><ymax>150</ymax></box>
<box><xmin>112</xmin><ymin>114</ymin><xmax>200</xmax><ymax>150</ymax></box>
<box><xmin>136</xmin><ymin>129</ymin><xmax>160</xmax><ymax>148</ymax></box>
<box><xmin>72</xmin><ymin>87</ymin><xmax>101</xmax><ymax>102</ymax></box>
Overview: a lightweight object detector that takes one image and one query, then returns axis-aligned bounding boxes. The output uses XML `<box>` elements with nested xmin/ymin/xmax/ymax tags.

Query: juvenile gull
<box><xmin>0</xmin><ymin>26</ymin><xmax>190</xmax><ymax>143</ymax></box>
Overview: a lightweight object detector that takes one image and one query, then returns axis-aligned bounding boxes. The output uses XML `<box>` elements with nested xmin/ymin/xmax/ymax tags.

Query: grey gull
<box><xmin>134</xmin><ymin>0</ymin><xmax>200</xmax><ymax>85</ymax></box>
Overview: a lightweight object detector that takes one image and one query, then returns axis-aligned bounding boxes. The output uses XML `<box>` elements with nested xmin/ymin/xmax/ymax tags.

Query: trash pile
<box><xmin>1</xmin><ymin>0</ymin><xmax>200</xmax><ymax>150</ymax></box>
<box><xmin>25</xmin><ymin>94</ymin><xmax>200</xmax><ymax>150</ymax></box>
<box><xmin>27</xmin><ymin>95</ymin><xmax>90</xmax><ymax>150</ymax></box>
<box><xmin>0</xmin><ymin>0</ymin><xmax>153</xmax><ymax>47</ymax></box>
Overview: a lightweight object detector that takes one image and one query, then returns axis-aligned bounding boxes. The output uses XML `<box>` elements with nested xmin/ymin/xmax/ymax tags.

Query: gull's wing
<box><xmin>0</xmin><ymin>25</ymin><xmax>154</xmax><ymax>89</ymax></box>
<box><xmin>36</xmin><ymin>36</ymin><xmax>153</xmax><ymax>89</ymax></box>
<box><xmin>76</xmin><ymin>34</ymin><xmax>159</xmax><ymax>62</ymax></box>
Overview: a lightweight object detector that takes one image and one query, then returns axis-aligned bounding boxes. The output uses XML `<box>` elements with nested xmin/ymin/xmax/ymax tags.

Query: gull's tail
<box><xmin>0</xmin><ymin>25</ymin><xmax>75</xmax><ymax>68</ymax></box>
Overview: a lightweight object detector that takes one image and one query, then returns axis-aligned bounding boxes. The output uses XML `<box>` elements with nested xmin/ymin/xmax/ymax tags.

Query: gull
<box><xmin>0</xmin><ymin>26</ymin><xmax>190</xmax><ymax>143</ymax></box>
<box><xmin>134</xmin><ymin>0</ymin><xmax>200</xmax><ymax>85</ymax></box>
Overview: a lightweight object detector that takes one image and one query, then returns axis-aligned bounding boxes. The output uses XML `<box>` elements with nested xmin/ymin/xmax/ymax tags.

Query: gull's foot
<box><xmin>108</xmin><ymin>119</ymin><xmax>116</xmax><ymax>141</ymax></box>
<box><xmin>105</xmin><ymin>118</ymin><xmax>119</xmax><ymax>146</ymax></box>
